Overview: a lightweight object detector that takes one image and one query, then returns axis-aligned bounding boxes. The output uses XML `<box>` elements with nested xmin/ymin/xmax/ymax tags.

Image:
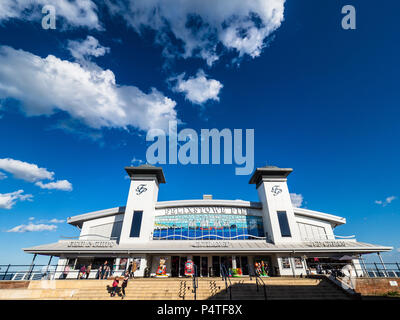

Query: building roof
<box><xmin>249</xmin><ymin>166</ymin><xmax>293</xmax><ymax>184</ymax></box>
<box><xmin>125</xmin><ymin>165</ymin><xmax>166</xmax><ymax>183</ymax></box>
<box><xmin>23</xmin><ymin>240</ymin><xmax>392</xmax><ymax>256</ymax></box>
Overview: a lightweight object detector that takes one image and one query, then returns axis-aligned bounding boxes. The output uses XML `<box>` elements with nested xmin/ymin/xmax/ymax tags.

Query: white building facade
<box><xmin>24</xmin><ymin>165</ymin><xmax>392</xmax><ymax>279</ymax></box>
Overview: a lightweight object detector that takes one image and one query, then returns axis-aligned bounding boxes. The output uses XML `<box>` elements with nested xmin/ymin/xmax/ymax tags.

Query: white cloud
<box><xmin>7</xmin><ymin>222</ymin><xmax>57</xmax><ymax>233</ymax></box>
<box><xmin>0</xmin><ymin>0</ymin><xmax>101</xmax><ymax>29</ymax></box>
<box><xmin>106</xmin><ymin>0</ymin><xmax>285</xmax><ymax>65</ymax></box>
<box><xmin>375</xmin><ymin>196</ymin><xmax>397</xmax><ymax>207</ymax></box>
<box><xmin>0</xmin><ymin>45</ymin><xmax>178</xmax><ymax>133</ymax></box>
<box><xmin>172</xmin><ymin>70</ymin><xmax>223</xmax><ymax>105</ymax></box>
<box><xmin>131</xmin><ymin>157</ymin><xmax>144</xmax><ymax>165</ymax></box>
<box><xmin>290</xmin><ymin>193</ymin><xmax>303</xmax><ymax>208</ymax></box>
<box><xmin>35</xmin><ymin>180</ymin><xmax>73</xmax><ymax>191</ymax></box>
<box><xmin>28</xmin><ymin>217</ymin><xmax>35</xmax><ymax>221</ymax></box>
<box><xmin>0</xmin><ymin>172</ymin><xmax>7</xmax><ymax>180</ymax></box>
<box><xmin>0</xmin><ymin>158</ymin><xmax>54</xmax><ymax>182</ymax></box>
<box><xmin>0</xmin><ymin>190</ymin><xmax>33</xmax><ymax>210</ymax></box>
<box><xmin>67</xmin><ymin>36</ymin><xmax>110</xmax><ymax>61</ymax></box>
<box><xmin>48</xmin><ymin>218</ymin><xmax>65</xmax><ymax>223</ymax></box>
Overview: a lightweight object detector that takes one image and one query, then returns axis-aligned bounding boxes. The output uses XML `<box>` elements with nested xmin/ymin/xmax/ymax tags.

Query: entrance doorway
<box><xmin>212</xmin><ymin>256</ymin><xmax>220</xmax><ymax>277</ymax></box>
<box><xmin>193</xmin><ymin>256</ymin><xmax>209</xmax><ymax>276</ymax></box>
<box><xmin>171</xmin><ymin>256</ymin><xmax>179</xmax><ymax>277</ymax></box>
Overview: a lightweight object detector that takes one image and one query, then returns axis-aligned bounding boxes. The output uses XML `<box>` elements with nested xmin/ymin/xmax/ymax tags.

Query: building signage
<box><xmin>164</xmin><ymin>206</ymin><xmax>251</xmax><ymax>215</ymax></box>
<box><xmin>307</xmin><ymin>241</ymin><xmax>346</xmax><ymax>247</ymax></box>
<box><xmin>67</xmin><ymin>241</ymin><xmax>116</xmax><ymax>248</ymax></box>
<box><xmin>192</xmin><ymin>241</ymin><xmax>231</xmax><ymax>248</ymax></box>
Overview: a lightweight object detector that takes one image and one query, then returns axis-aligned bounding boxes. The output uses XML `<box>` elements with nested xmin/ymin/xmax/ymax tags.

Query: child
<box><xmin>110</xmin><ymin>278</ymin><xmax>119</xmax><ymax>297</ymax></box>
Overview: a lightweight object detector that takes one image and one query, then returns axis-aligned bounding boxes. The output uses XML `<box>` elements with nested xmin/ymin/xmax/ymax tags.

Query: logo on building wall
<box><xmin>135</xmin><ymin>184</ymin><xmax>148</xmax><ymax>195</ymax></box>
<box><xmin>271</xmin><ymin>185</ymin><xmax>282</xmax><ymax>196</ymax></box>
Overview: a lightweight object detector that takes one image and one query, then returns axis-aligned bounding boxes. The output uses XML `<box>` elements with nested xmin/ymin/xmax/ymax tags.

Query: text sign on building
<box><xmin>164</xmin><ymin>206</ymin><xmax>250</xmax><ymax>215</ymax></box>
<box><xmin>307</xmin><ymin>241</ymin><xmax>346</xmax><ymax>247</ymax></box>
<box><xmin>192</xmin><ymin>241</ymin><xmax>231</xmax><ymax>248</ymax></box>
<box><xmin>67</xmin><ymin>241</ymin><xmax>116</xmax><ymax>248</ymax></box>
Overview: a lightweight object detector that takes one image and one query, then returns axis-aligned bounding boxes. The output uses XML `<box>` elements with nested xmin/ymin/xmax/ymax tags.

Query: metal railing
<box><xmin>192</xmin><ymin>264</ymin><xmax>199</xmax><ymax>300</ymax></box>
<box><xmin>306</xmin><ymin>262</ymin><xmax>400</xmax><ymax>279</ymax></box>
<box><xmin>0</xmin><ymin>264</ymin><xmax>126</xmax><ymax>281</ymax></box>
<box><xmin>220</xmin><ymin>264</ymin><xmax>232</xmax><ymax>300</ymax></box>
<box><xmin>248</xmin><ymin>264</ymin><xmax>267</xmax><ymax>300</ymax></box>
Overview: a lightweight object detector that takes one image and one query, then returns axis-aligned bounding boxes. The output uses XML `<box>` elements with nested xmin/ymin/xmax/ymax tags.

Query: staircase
<box><xmin>0</xmin><ymin>277</ymin><xmax>353</xmax><ymax>300</ymax></box>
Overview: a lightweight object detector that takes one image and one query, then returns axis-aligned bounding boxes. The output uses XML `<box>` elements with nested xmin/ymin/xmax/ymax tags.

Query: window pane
<box><xmin>130</xmin><ymin>211</ymin><xmax>143</xmax><ymax>237</ymax></box>
<box><xmin>277</xmin><ymin>211</ymin><xmax>291</xmax><ymax>237</ymax></box>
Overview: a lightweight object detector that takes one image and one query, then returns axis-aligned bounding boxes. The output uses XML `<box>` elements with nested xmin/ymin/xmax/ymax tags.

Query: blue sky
<box><xmin>0</xmin><ymin>0</ymin><xmax>399</xmax><ymax>265</ymax></box>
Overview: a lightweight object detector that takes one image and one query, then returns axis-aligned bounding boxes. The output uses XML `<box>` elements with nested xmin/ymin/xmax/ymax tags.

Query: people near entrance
<box><xmin>101</xmin><ymin>261</ymin><xmax>109</xmax><ymax>279</ymax></box>
<box><xmin>184</xmin><ymin>259</ymin><xmax>194</xmax><ymax>277</ymax></box>
<box><xmin>79</xmin><ymin>265</ymin><xmax>86</xmax><ymax>279</ymax></box>
<box><xmin>62</xmin><ymin>264</ymin><xmax>70</xmax><ymax>279</ymax></box>
<box><xmin>156</xmin><ymin>257</ymin><xmax>168</xmax><ymax>277</ymax></box>
<box><xmin>121</xmin><ymin>271</ymin><xmax>129</xmax><ymax>299</ymax></box>
<box><xmin>86</xmin><ymin>264</ymin><xmax>92</xmax><ymax>279</ymax></box>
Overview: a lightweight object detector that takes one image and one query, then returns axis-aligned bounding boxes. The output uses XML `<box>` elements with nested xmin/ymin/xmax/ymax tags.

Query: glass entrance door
<box><xmin>212</xmin><ymin>256</ymin><xmax>220</xmax><ymax>277</ymax></box>
<box><xmin>171</xmin><ymin>256</ymin><xmax>179</xmax><ymax>277</ymax></box>
<box><xmin>179</xmin><ymin>257</ymin><xmax>187</xmax><ymax>277</ymax></box>
<box><xmin>201</xmin><ymin>257</ymin><xmax>208</xmax><ymax>276</ymax></box>
<box><xmin>193</xmin><ymin>256</ymin><xmax>200</xmax><ymax>276</ymax></box>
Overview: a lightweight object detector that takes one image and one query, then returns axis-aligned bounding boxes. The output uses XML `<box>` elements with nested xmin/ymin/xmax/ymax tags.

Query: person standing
<box><xmin>121</xmin><ymin>272</ymin><xmax>129</xmax><ymax>299</ymax></box>
<box><xmin>102</xmin><ymin>261</ymin><xmax>108</xmax><ymax>279</ymax></box>
<box><xmin>131</xmin><ymin>260</ymin><xmax>137</xmax><ymax>278</ymax></box>
<box><xmin>86</xmin><ymin>264</ymin><xmax>92</xmax><ymax>279</ymax></box>
<box><xmin>62</xmin><ymin>264</ymin><xmax>70</xmax><ymax>280</ymax></box>
<box><xmin>127</xmin><ymin>261</ymin><xmax>133</xmax><ymax>278</ymax></box>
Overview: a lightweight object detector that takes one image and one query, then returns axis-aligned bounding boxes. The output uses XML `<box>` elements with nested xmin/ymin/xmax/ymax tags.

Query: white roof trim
<box><xmin>155</xmin><ymin>199</ymin><xmax>262</xmax><ymax>209</ymax></box>
<box><xmin>294</xmin><ymin>207</ymin><xmax>346</xmax><ymax>226</ymax></box>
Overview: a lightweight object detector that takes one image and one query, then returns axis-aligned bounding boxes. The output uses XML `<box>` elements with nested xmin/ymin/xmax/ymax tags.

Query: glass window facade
<box><xmin>130</xmin><ymin>211</ymin><xmax>143</xmax><ymax>237</ymax></box>
<box><xmin>153</xmin><ymin>214</ymin><xmax>264</xmax><ymax>240</ymax></box>
<box><xmin>277</xmin><ymin>211</ymin><xmax>291</xmax><ymax>237</ymax></box>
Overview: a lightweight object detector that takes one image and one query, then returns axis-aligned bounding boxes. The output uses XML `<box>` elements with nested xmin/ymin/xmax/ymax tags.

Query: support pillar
<box><xmin>377</xmin><ymin>252</ymin><xmax>388</xmax><ymax>277</ymax></box>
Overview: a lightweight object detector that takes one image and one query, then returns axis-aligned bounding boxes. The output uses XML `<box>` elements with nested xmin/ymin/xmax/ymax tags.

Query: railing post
<box><xmin>377</xmin><ymin>253</ymin><xmax>388</xmax><ymax>277</ymax></box>
<box><xmin>2</xmin><ymin>264</ymin><xmax>10</xmax><ymax>280</ymax></box>
<box><xmin>374</xmin><ymin>262</ymin><xmax>379</xmax><ymax>277</ymax></box>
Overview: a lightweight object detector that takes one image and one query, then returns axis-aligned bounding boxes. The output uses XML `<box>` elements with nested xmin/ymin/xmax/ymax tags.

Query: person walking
<box><xmin>131</xmin><ymin>260</ymin><xmax>137</xmax><ymax>278</ymax></box>
<box><xmin>110</xmin><ymin>278</ymin><xmax>119</xmax><ymax>297</ymax></box>
<box><xmin>86</xmin><ymin>264</ymin><xmax>92</xmax><ymax>279</ymax></box>
<box><xmin>121</xmin><ymin>272</ymin><xmax>129</xmax><ymax>299</ymax></box>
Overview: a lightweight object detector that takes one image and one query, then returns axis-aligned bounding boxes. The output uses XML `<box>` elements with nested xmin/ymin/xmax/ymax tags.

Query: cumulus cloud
<box><xmin>0</xmin><ymin>45</ymin><xmax>178</xmax><ymax>133</ymax></box>
<box><xmin>7</xmin><ymin>222</ymin><xmax>57</xmax><ymax>233</ymax></box>
<box><xmin>172</xmin><ymin>70</ymin><xmax>223</xmax><ymax>105</ymax></box>
<box><xmin>105</xmin><ymin>0</ymin><xmax>285</xmax><ymax>65</ymax></box>
<box><xmin>375</xmin><ymin>196</ymin><xmax>397</xmax><ymax>207</ymax></box>
<box><xmin>290</xmin><ymin>193</ymin><xmax>303</xmax><ymax>208</ymax></box>
<box><xmin>0</xmin><ymin>0</ymin><xmax>100</xmax><ymax>29</ymax></box>
<box><xmin>67</xmin><ymin>36</ymin><xmax>110</xmax><ymax>61</ymax></box>
<box><xmin>0</xmin><ymin>158</ymin><xmax>72</xmax><ymax>192</ymax></box>
<box><xmin>0</xmin><ymin>158</ymin><xmax>54</xmax><ymax>182</ymax></box>
<box><xmin>0</xmin><ymin>190</ymin><xmax>33</xmax><ymax>210</ymax></box>
<box><xmin>35</xmin><ymin>180</ymin><xmax>73</xmax><ymax>191</ymax></box>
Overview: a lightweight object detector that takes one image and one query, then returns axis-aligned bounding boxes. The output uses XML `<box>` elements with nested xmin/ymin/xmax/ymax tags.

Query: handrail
<box><xmin>248</xmin><ymin>264</ymin><xmax>267</xmax><ymax>300</ymax></box>
<box><xmin>220</xmin><ymin>263</ymin><xmax>232</xmax><ymax>300</ymax></box>
<box><xmin>192</xmin><ymin>264</ymin><xmax>199</xmax><ymax>300</ymax></box>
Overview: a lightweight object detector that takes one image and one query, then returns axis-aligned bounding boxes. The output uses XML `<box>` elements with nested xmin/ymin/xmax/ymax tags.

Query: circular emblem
<box><xmin>135</xmin><ymin>184</ymin><xmax>147</xmax><ymax>195</ymax></box>
<box><xmin>271</xmin><ymin>185</ymin><xmax>282</xmax><ymax>196</ymax></box>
